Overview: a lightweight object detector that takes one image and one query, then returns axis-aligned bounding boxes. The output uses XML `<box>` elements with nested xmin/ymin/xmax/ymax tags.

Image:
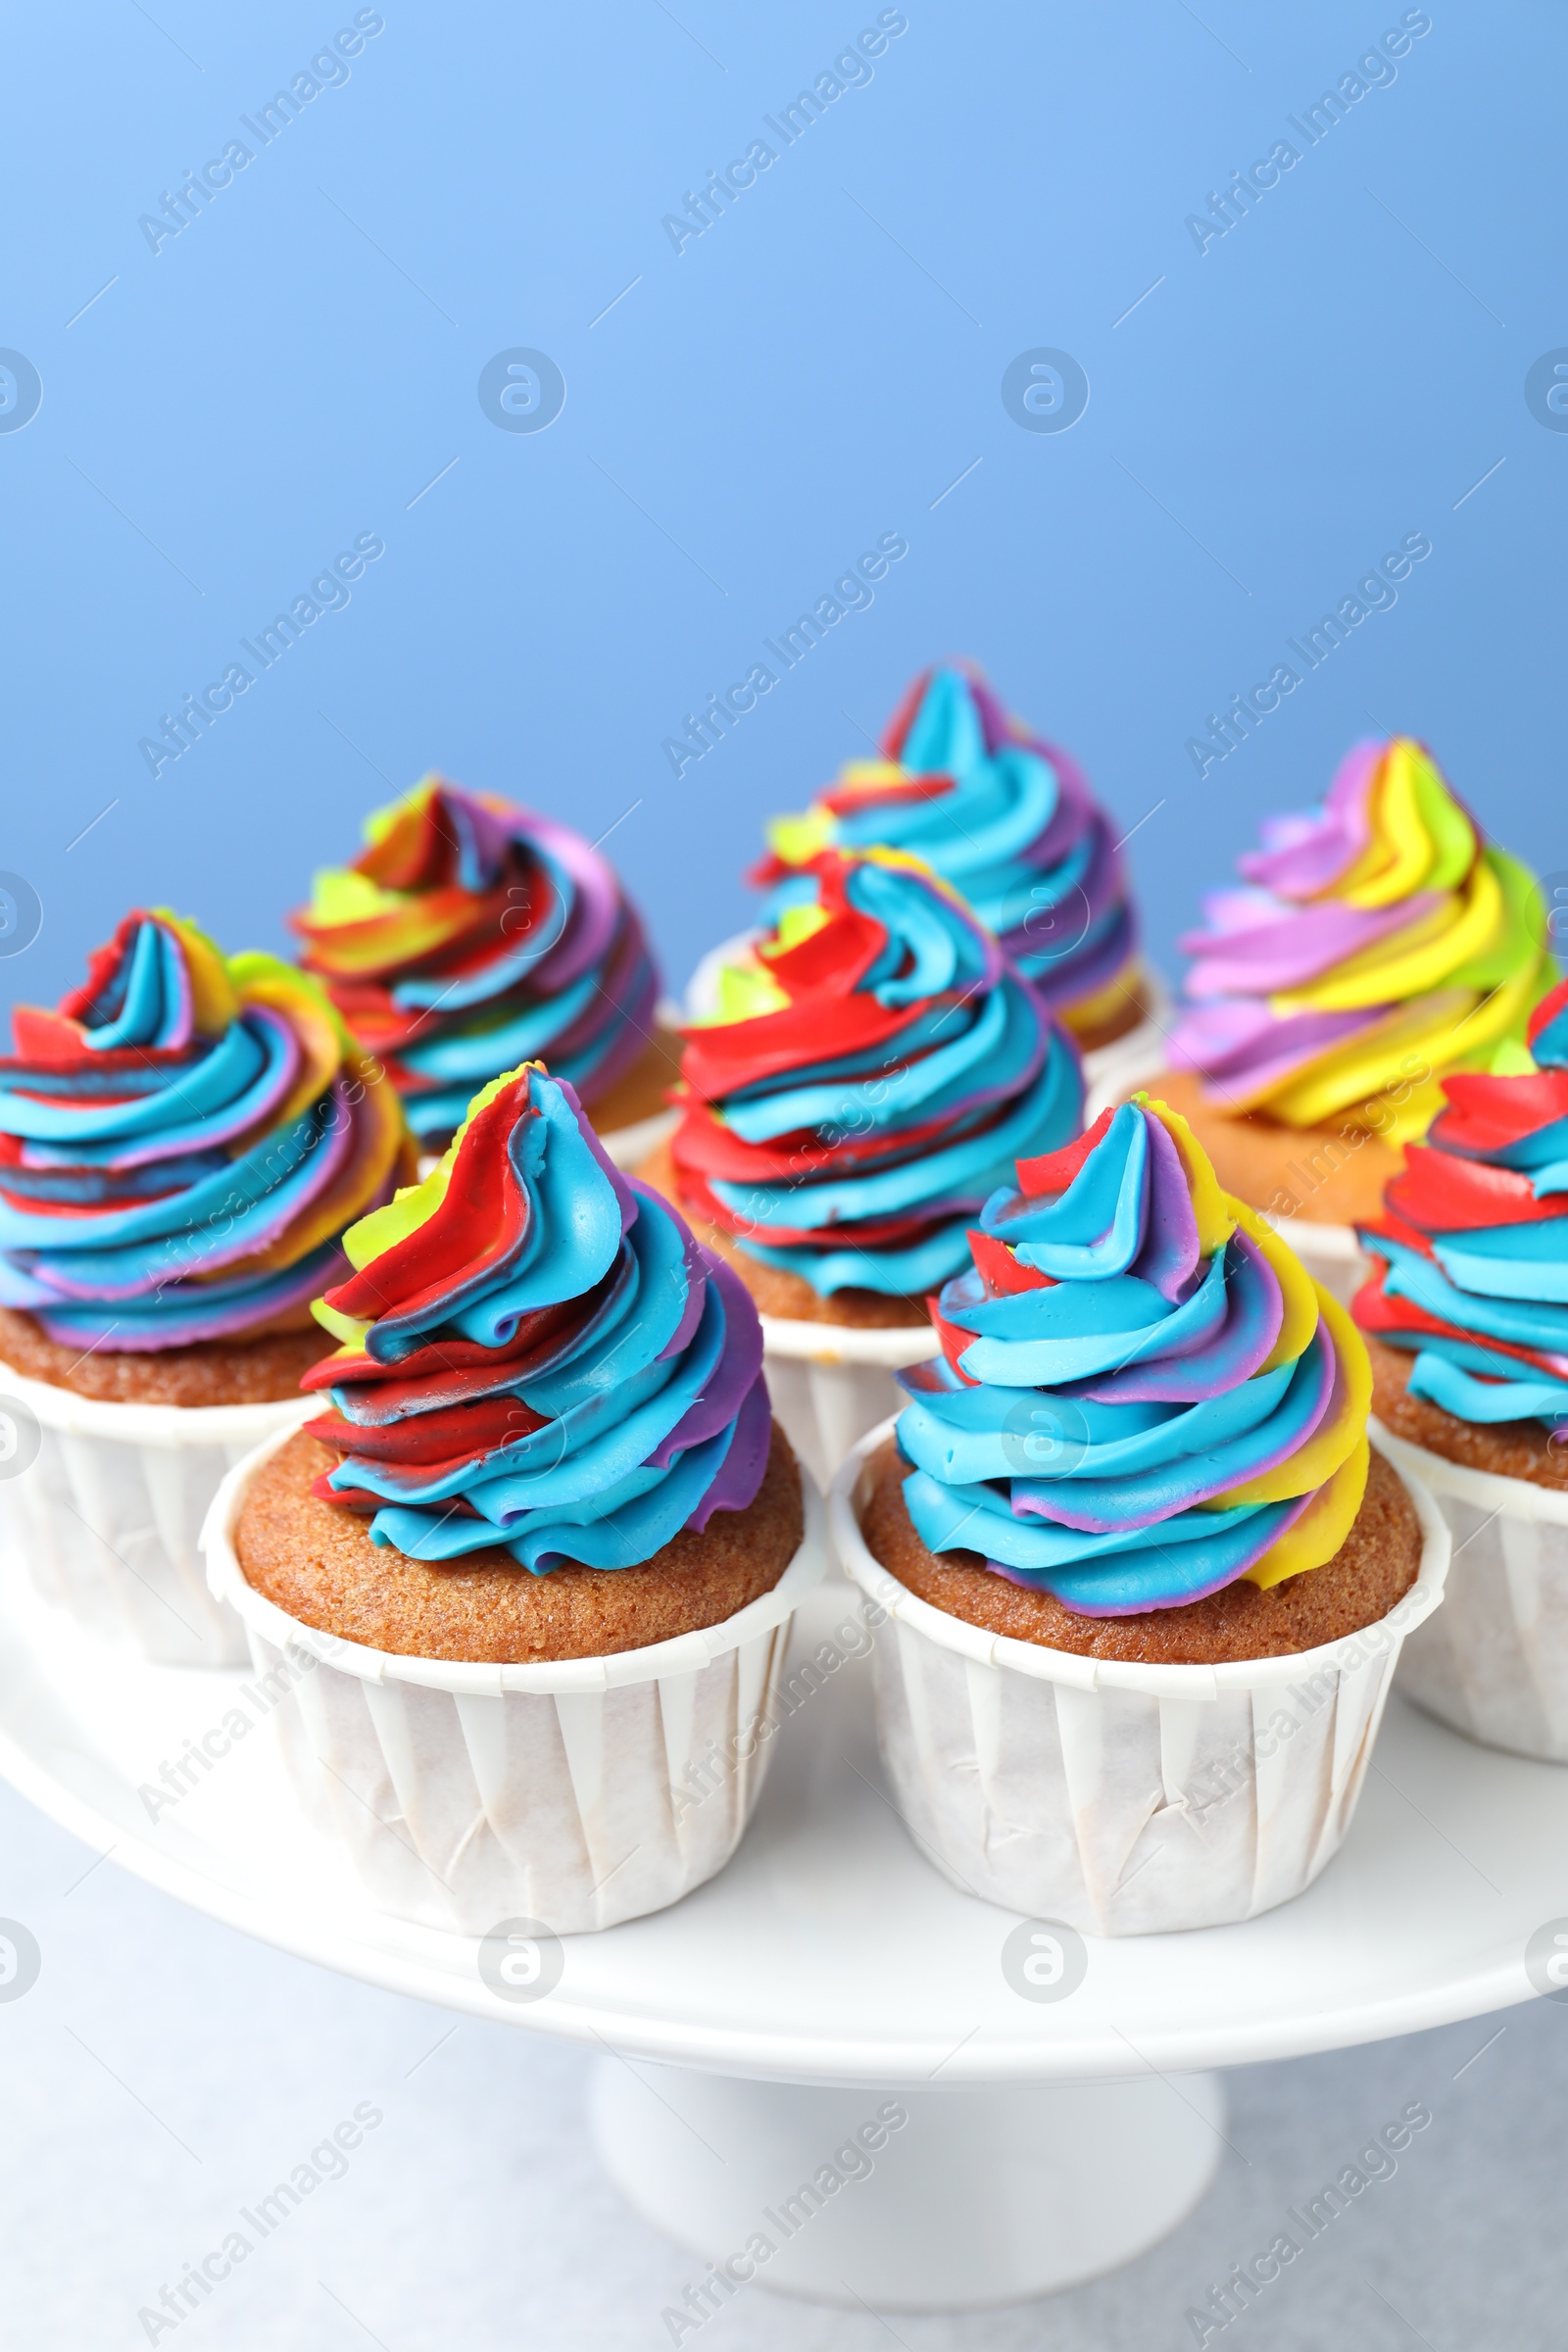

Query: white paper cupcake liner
<box><xmin>201</xmin><ymin>1422</ymin><xmax>828</xmax><ymax>1934</ymax></box>
<box><xmin>1373</xmin><ymin>1419</ymin><xmax>1568</xmax><ymax>1762</ymax></box>
<box><xmin>683</xmin><ymin>928</ymin><xmax>758</xmax><ymax>1021</ymax></box>
<box><xmin>760</xmin><ymin>1317</ymin><xmax>939</xmax><ymax>1497</ymax></box>
<box><xmin>831</xmin><ymin>1420</ymin><xmax>1449</xmax><ymax>1936</ymax></box>
<box><xmin>1080</xmin><ymin>966</ymin><xmax>1175</xmax><ymax>1120</ymax></box>
<box><xmin>0</xmin><ymin>1358</ymin><xmax>309</xmax><ymax>1668</ymax></box>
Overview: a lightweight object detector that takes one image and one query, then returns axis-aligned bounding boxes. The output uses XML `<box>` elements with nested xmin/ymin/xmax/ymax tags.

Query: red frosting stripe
<box><xmin>1432</xmin><ymin>1068</ymin><xmax>1568</xmax><ymax>1155</ymax></box>
<box><xmin>1016</xmin><ymin>1106</ymin><xmax>1116</xmax><ymax>1200</ymax></box>
<box><xmin>928</xmin><ymin>1297</ymin><xmax>982</xmax><ymax>1383</ymax></box>
<box><xmin>322</xmin><ymin>1069</ymin><xmax>533</xmax><ymax>1327</ymax></box>
<box><xmin>674</xmin><ymin>1098</ymin><xmax>966</xmax><ymax>1184</ymax></box>
<box><xmin>670</xmin><ymin>1162</ymin><xmax>938</xmax><ymax>1250</ymax></box>
<box><xmin>306</xmin><ymin>1390</ymin><xmax>548</xmax><ymax>1464</ymax></box>
<box><xmin>820</xmin><ymin>774</ymin><xmax>950</xmax><ymax>818</ymax></box>
<box><xmin>967</xmin><ymin>1228</ymin><xmax>1054</xmax><ymax>1295</ymax></box>
<box><xmin>1529</xmin><ymin>974</ymin><xmax>1568</xmax><ymax>1047</ymax></box>
<box><xmin>1385</xmin><ymin>1142</ymin><xmax>1564</xmax><ymax>1233</ymax></box>
<box><xmin>8</xmin><ymin>1013</ymin><xmax>195</xmax><ymax>1074</ymax></box>
<box><xmin>1353</xmin><ymin>1273</ymin><xmax>1568</xmax><ymax>1379</ymax></box>
<box><xmin>681</xmin><ymin>991</ymin><xmax>913</xmax><ymax>1100</ymax></box>
<box><xmin>680</xmin><ymin>858</ymin><xmax>931</xmax><ymax>1100</ymax></box>
<box><xmin>880</xmin><ymin>669</ymin><xmax>932</xmax><ymax>760</ymax></box>
<box><xmin>299</xmin><ymin>1288</ymin><xmax>600</xmax><ymax>1404</ymax></box>
<box><xmin>307</xmin><ymin>883</ymin><xmax>517</xmax><ymax>981</ymax></box>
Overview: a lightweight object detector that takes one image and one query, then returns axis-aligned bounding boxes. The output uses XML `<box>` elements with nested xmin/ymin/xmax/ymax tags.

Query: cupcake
<box><xmin>1355</xmin><ymin>977</ymin><xmax>1568</xmax><ymax>1757</ymax></box>
<box><xmin>0</xmin><ymin>907</ymin><xmax>412</xmax><ymax>1663</ymax></box>
<box><xmin>292</xmin><ymin>775</ymin><xmax>678</xmax><ymax>1162</ymax></box>
<box><xmin>647</xmin><ymin>847</ymin><xmax>1084</xmax><ymax>1482</ymax></box>
<box><xmin>750</xmin><ymin>661</ymin><xmax>1160</xmax><ymax>1070</ymax></box>
<box><xmin>831</xmin><ymin>1095</ymin><xmax>1449</xmax><ymax>1934</ymax></box>
<box><xmin>203</xmin><ymin>1061</ymin><xmax>824</xmax><ymax>1933</ymax></box>
<box><xmin>1158</xmin><ymin>735</ymin><xmax>1552</xmax><ymax>1300</ymax></box>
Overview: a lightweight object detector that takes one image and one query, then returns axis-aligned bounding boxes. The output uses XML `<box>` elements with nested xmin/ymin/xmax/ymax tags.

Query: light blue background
<box><xmin>2</xmin><ymin>0</ymin><xmax>1560</xmax><ymax>1027</ymax></box>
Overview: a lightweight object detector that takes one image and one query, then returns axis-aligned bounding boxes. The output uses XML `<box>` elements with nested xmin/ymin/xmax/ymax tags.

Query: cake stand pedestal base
<box><xmin>589</xmin><ymin>2061</ymin><xmax>1227</xmax><ymax>2311</ymax></box>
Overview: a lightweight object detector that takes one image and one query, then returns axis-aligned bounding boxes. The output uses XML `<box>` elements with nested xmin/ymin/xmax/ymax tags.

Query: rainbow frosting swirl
<box><xmin>753</xmin><ymin>663</ymin><xmax>1141</xmax><ymax>1035</ymax></box>
<box><xmin>0</xmin><ymin>909</ymin><xmax>410</xmax><ymax>1349</ymax></box>
<box><xmin>293</xmin><ymin>776</ymin><xmax>661</xmax><ymax>1146</ymax></box>
<box><xmin>897</xmin><ymin>1098</ymin><xmax>1371</xmax><ymax>1613</ymax></box>
<box><xmin>1355</xmin><ymin>978</ymin><xmax>1568</xmax><ymax>1435</ymax></box>
<box><xmin>301</xmin><ymin>1063</ymin><xmax>770</xmax><ymax>1570</ymax></box>
<box><xmin>1170</xmin><ymin>736</ymin><xmax>1552</xmax><ymax>1144</ymax></box>
<box><xmin>674</xmin><ymin>848</ymin><xmax>1083</xmax><ymax>1298</ymax></box>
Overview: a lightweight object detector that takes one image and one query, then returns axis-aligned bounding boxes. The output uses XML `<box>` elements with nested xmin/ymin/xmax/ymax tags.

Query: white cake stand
<box><xmin>0</xmin><ymin>1566</ymin><xmax>1560</xmax><ymax>2312</ymax></box>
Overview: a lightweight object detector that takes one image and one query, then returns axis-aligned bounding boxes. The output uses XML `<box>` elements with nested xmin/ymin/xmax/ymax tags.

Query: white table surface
<box><xmin>2</xmin><ymin>1768</ymin><xmax>1562</xmax><ymax>2349</ymax></box>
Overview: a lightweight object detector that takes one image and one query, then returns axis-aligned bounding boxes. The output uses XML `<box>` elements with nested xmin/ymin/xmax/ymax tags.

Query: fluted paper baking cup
<box><xmin>831</xmin><ymin>1420</ymin><xmax>1449</xmax><ymax>1936</ymax></box>
<box><xmin>683</xmin><ymin>927</ymin><xmax>759</xmax><ymax>1023</ymax></box>
<box><xmin>201</xmin><ymin>1422</ymin><xmax>828</xmax><ymax>1934</ymax></box>
<box><xmin>0</xmin><ymin>1358</ymin><xmax>309</xmax><ymax>1669</ymax></box>
<box><xmin>760</xmin><ymin>1317</ymin><xmax>939</xmax><ymax>1497</ymax></box>
<box><xmin>1079</xmin><ymin>967</ymin><xmax>1175</xmax><ymax>1121</ymax></box>
<box><xmin>1374</xmin><ymin>1419</ymin><xmax>1568</xmax><ymax>1763</ymax></box>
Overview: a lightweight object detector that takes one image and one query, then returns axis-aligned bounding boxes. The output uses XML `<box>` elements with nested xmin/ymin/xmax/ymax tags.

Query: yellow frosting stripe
<box><xmin>1139</xmin><ymin>1098</ymin><xmax>1236</xmax><ymax>1257</ymax></box>
<box><xmin>362</xmin><ymin>771</ymin><xmax>438</xmax><ymax>847</ymax></box>
<box><xmin>1191</xmin><ymin>736</ymin><xmax>1552</xmax><ymax>1133</ymax></box>
<box><xmin>858</xmin><ymin>843</ymin><xmax>969</xmax><ymax>901</ymax></box>
<box><xmin>692</xmin><ymin>955</ymin><xmax>789</xmax><ymax>1027</ymax></box>
<box><xmin>1351</xmin><ymin>1068</ymin><xmax>1446</xmax><ymax>1148</ymax></box>
<box><xmin>1339</xmin><ymin>738</ymin><xmax>1475</xmax><ymax>909</ymax></box>
<box><xmin>308</xmin><ymin>865</ymin><xmax>409</xmax><ymax>926</ymax></box>
<box><xmin>1413</xmin><ymin>953</ymin><xmax>1557</xmax><ymax>1073</ymax></box>
<box><xmin>1444</xmin><ymin>848</ymin><xmax>1547</xmax><ymax>991</ymax></box>
<box><xmin>1409</xmin><ymin>742</ymin><xmax>1477</xmax><ymax>891</ymax></box>
<box><xmin>838</xmin><ymin>759</ymin><xmax>909</xmax><ymax>796</ymax></box>
<box><xmin>1262</xmin><ymin>988</ymin><xmax>1471</xmax><ymax>1129</ymax></box>
<box><xmin>229</xmin><ymin>951</ymin><xmax>357</xmax><ymax>1053</ymax></box>
<box><xmin>696</xmin><ymin>849</ymin><xmax>966</xmax><ymax>1032</ymax></box>
<box><xmin>721</xmin><ymin>961</ymin><xmax>789</xmax><ymax>1020</ymax></box>
<box><xmin>1266</xmin><ymin>943</ymin><xmax>1555</xmax><ymax>1138</ymax></box>
<box><xmin>1225</xmin><ymin>1198</ymin><xmax>1320</xmax><ymax>1373</ymax></box>
<box><xmin>343</xmin><ymin>1163</ymin><xmax>447</xmax><ymax>1270</ymax></box>
<box><xmin>311</xmin><ymin>1298</ymin><xmax>374</xmax><ymax>1346</ymax></box>
<box><xmin>338</xmin><ymin>1057</ymin><xmax>538</xmax><ymax>1268</ymax></box>
<box><xmin>1272</xmin><ymin>854</ymin><xmax>1501</xmax><ymax>1015</ymax></box>
<box><xmin>765</xmin><ymin>808</ymin><xmax>834</xmax><ymax>865</ymax></box>
<box><xmin>225</xmin><ymin>1050</ymin><xmax>405</xmax><ymax>1275</ymax></box>
<box><xmin>154</xmin><ymin>909</ymin><xmax>239</xmax><ymax>1035</ymax></box>
<box><xmin>1210</xmin><ymin>1286</ymin><xmax>1371</xmax><ymax>1507</ymax></box>
<box><xmin>767</xmin><ymin>901</ymin><xmax>831</xmax><ymax>955</ymax></box>
<box><xmin>228</xmin><ymin>956</ymin><xmax>347</xmax><ymax>1136</ymax></box>
<box><xmin>1338</xmin><ymin>739</ymin><xmax>1429</xmax><ymax>906</ymax></box>
<box><xmin>763</xmin><ymin>760</ymin><xmax>947</xmax><ymax>868</ymax></box>
<box><xmin>1056</xmin><ymin>954</ymin><xmax>1144</xmax><ymax>1042</ymax></box>
<box><xmin>1244</xmin><ymin>1435</ymin><xmax>1370</xmax><ymax>1590</ymax></box>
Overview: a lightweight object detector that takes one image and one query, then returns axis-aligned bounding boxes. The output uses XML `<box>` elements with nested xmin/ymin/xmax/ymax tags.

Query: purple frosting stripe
<box><xmin>1182</xmin><ymin>892</ymin><xmax>1444</xmax><ymax>998</ymax></box>
<box><xmin>1239</xmin><ymin>738</ymin><xmax>1382</xmax><ymax>900</ymax></box>
<box><xmin>1068</xmin><ymin>1229</ymin><xmax>1284</xmax><ymax>1402</ymax></box>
